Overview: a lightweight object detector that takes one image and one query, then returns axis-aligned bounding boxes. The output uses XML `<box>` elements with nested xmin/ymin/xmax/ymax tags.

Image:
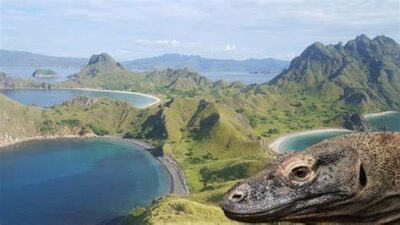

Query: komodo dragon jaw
<box><xmin>221</xmin><ymin>132</ymin><xmax>400</xmax><ymax>224</ymax></box>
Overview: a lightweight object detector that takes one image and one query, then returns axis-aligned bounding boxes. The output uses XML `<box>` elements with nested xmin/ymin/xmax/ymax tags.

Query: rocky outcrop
<box><xmin>78</xmin><ymin>53</ymin><xmax>124</xmax><ymax>76</ymax></box>
<box><xmin>0</xmin><ymin>72</ymin><xmax>16</xmax><ymax>88</ymax></box>
<box><xmin>343</xmin><ymin>113</ymin><xmax>369</xmax><ymax>131</ymax></box>
<box><xmin>40</xmin><ymin>82</ymin><xmax>51</xmax><ymax>89</ymax></box>
<box><xmin>88</xmin><ymin>53</ymin><xmax>124</xmax><ymax>68</ymax></box>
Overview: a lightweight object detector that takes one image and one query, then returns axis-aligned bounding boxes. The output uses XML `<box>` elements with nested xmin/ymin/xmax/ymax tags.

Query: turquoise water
<box><xmin>0</xmin><ymin>138</ymin><xmax>170</xmax><ymax>225</ymax></box>
<box><xmin>365</xmin><ymin>112</ymin><xmax>400</xmax><ymax>131</ymax></box>
<box><xmin>278</xmin><ymin>112</ymin><xmax>400</xmax><ymax>152</ymax></box>
<box><xmin>278</xmin><ymin>131</ymin><xmax>350</xmax><ymax>152</ymax></box>
<box><xmin>0</xmin><ymin>89</ymin><xmax>157</xmax><ymax>108</ymax></box>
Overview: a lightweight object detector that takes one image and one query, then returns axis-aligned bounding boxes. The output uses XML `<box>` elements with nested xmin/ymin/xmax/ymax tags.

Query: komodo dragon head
<box><xmin>220</xmin><ymin>141</ymin><xmax>370</xmax><ymax>223</ymax></box>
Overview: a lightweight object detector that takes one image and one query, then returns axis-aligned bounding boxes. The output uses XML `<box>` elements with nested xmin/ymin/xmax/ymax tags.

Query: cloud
<box><xmin>224</xmin><ymin>44</ymin><xmax>237</xmax><ymax>52</ymax></box>
<box><xmin>1</xmin><ymin>0</ymin><xmax>398</xmax><ymax>60</ymax></box>
<box><xmin>135</xmin><ymin>39</ymin><xmax>180</xmax><ymax>47</ymax></box>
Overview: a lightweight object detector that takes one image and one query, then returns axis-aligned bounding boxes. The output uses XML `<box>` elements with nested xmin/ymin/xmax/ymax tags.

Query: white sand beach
<box><xmin>363</xmin><ymin>111</ymin><xmax>399</xmax><ymax>119</ymax></box>
<box><xmin>55</xmin><ymin>87</ymin><xmax>161</xmax><ymax>108</ymax></box>
<box><xmin>268</xmin><ymin>128</ymin><xmax>352</xmax><ymax>153</ymax></box>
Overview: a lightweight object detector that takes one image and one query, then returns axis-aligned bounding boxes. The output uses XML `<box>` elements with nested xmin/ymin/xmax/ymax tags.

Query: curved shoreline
<box><xmin>0</xmin><ymin>135</ymin><xmax>189</xmax><ymax>196</ymax></box>
<box><xmin>54</xmin><ymin>87</ymin><xmax>161</xmax><ymax>109</ymax></box>
<box><xmin>113</xmin><ymin>137</ymin><xmax>189</xmax><ymax>196</ymax></box>
<box><xmin>268</xmin><ymin>128</ymin><xmax>352</xmax><ymax>153</ymax></box>
<box><xmin>363</xmin><ymin>111</ymin><xmax>399</xmax><ymax>119</ymax></box>
<box><xmin>0</xmin><ymin>87</ymin><xmax>162</xmax><ymax>109</ymax></box>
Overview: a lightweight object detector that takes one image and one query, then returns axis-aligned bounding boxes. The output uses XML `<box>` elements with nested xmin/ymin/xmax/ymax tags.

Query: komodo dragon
<box><xmin>221</xmin><ymin>132</ymin><xmax>400</xmax><ymax>224</ymax></box>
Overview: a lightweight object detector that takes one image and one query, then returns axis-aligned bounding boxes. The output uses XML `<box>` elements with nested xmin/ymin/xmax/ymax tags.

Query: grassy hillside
<box><xmin>116</xmin><ymin>35</ymin><xmax>400</xmax><ymax>225</ymax></box>
<box><xmin>0</xmin><ymin>95</ymin><xmax>43</xmax><ymax>145</ymax></box>
<box><xmin>1</xmin><ymin>35</ymin><xmax>399</xmax><ymax>225</ymax></box>
<box><xmin>121</xmin><ymin>196</ymin><xmax>240</xmax><ymax>225</ymax></box>
<box><xmin>0</xmin><ymin>94</ymin><xmax>157</xmax><ymax>146</ymax></box>
<box><xmin>269</xmin><ymin>35</ymin><xmax>400</xmax><ymax>111</ymax></box>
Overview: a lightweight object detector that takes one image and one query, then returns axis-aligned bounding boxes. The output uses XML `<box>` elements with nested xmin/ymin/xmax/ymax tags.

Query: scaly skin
<box><xmin>221</xmin><ymin>132</ymin><xmax>400</xmax><ymax>224</ymax></box>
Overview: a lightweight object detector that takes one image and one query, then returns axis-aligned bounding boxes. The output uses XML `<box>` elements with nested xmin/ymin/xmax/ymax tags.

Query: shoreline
<box><xmin>363</xmin><ymin>111</ymin><xmax>399</xmax><ymax>119</ymax></box>
<box><xmin>54</xmin><ymin>87</ymin><xmax>162</xmax><ymax>109</ymax></box>
<box><xmin>0</xmin><ymin>135</ymin><xmax>189</xmax><ymax>196</ymax></box>
<box><xmin>268</xmin><ymin>128</ymin><xmax>352</xmax><ymax>153</ymax></box>
<box><xmin>0</xmin><ymin>87</ymin><xmax>162</xmax><ymax>109</ymax></box>
<box><xmin>0</xmin><ymin>135</ymin><xmax>88</xmax><ymax>149</ymax></box>
<box><xmin>110</xmin><ymin>136</ymin><xmax>190</xmax><ymax>196</ymax></box>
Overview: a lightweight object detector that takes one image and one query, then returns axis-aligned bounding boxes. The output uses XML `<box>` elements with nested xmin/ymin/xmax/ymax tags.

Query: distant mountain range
<box><xmin>0</xmin><ymin>49</ymin><xmax>88</xmax><ymax>67</ymax></box>
<box><xmin>0</xmin><ymin>50</ymin><xmax>289</xmax><ymax>73</ymax></box>
<box><xmin>123</xmin><ymin>53</ymin><xmax>289</xmax><ymax>73</ymax></box>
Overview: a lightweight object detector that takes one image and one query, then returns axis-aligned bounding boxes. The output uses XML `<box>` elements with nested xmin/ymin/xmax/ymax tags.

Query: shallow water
<box><xmin>278</xmin><ymin>112</ymin><xmax>400</xmax><ymax>152</ymax></box>
<box><xmin>278</xmin><ymin>131</ymin><xmax>350</xmax><ymax>152</ymax></box>
<box><xmin>0</xmin><ymin>138</ymin><xmax>170</xmax><ymax>225</ymax></box>
<box><xmin>365</xmin><ymin>112</ymin><xmax>400</xmax><ymax>131</ymax></box>
<box><xmin>0</xmin><ymin>89</ymin><xmax>157</xmax><ymax>108</ymax></box>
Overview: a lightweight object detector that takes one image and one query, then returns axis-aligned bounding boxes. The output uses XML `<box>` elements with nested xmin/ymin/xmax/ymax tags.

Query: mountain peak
<box><xmin>298</xmin><ymin>41</ymin><xmax>335</xmax><ymax>60</ymax></box>
<box><xmin>355</xmin><ymin>34</ymin><xmax>371</xmax><ymax>41</ymax></box>
<box><xmin>269</xmin><ymin>34</ymin><xmax>400</xmax><ymax>108</ymax></box>
<box><xmin>373</xmin><ymin>35</ymin><xmax>398</xmax><ymax>46</ymax></box>
<box><xmin>87</xmin><ymin>53</ymin><xmax>117</xmax><ymax>66</ymax></box>
<box><xmin>78</xmin><ymin>53</ymin><xmax>124</xmax><ymax>76</ymax></box>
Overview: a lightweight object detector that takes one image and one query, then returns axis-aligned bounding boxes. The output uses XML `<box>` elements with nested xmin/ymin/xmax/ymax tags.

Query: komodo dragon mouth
<box><xmin>220</xmin><ymin>132</ymin><xmax>400</xmax><ymax>224</ymax></box>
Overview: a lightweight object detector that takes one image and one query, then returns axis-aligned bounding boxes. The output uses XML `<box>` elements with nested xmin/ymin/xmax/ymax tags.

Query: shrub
<box><xmin>59</xmin><ymin>119</ymin><xmax>81</xmax><ymax>127</ymax></box>
<box><xmin>88</xmin><ymin>124</ymin><xmax>109</xmax><ymax>136</ymax></box>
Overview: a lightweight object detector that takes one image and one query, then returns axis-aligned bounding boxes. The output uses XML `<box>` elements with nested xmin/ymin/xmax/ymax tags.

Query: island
<box><xmin>1</xmin><ymin>34</ymin><xmax>399</xmax><ymax>225</ymax></box>
<box><xmin>32</xmin><ymin>69</ymin><xmax>59</xmax><ymax>78</ymax></box>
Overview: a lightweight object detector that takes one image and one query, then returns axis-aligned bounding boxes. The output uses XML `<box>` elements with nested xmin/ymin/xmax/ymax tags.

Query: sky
<box><xmin>0</xmin><ymin>0</ymin><xmax>399</xmax><ymax>61</ymax></box>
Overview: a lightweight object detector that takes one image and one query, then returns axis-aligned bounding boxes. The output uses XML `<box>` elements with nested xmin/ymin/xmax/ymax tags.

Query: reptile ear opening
<box><xmin>359</xmin><ymin>163</ymin><xmax>367</xmax><ymax>188</ymax></box>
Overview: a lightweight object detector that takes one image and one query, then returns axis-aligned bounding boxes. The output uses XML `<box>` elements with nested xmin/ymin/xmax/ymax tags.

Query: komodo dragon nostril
<box><xmin>230</xmin><ymin>190</ymin><xmax>245</xmax><ymax>202</ymax></box>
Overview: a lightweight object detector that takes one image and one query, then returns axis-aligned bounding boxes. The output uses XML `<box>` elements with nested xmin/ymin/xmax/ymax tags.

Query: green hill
<box><xmin>0</xmin><ymin>95</ymin><xmax>43</xmax><ymax>145</ymax></box>
<box><xmin>269</xmin><ymin>35</ymin><xmax>400</xmax><ymax>110</ymax></box>
<box><xmin>118</xmin><ymin>35</ymin><xmax>400</xmax><ymax>225</ymax></box>
<box><xmin>1</xmin><ymin>35</ymin><xmax>399</xmax><ymax>225</ymax></box>
<box><xmin>140</xmin><ymin>97</ymin><xmax>270</xmax><ymax>192</ymax></box>
<box><xmin>0</xmin><ymin>95</ymin><xmax>153</xmax><ymax>147</ymax></box>
<box><xmin>61</xmin><ymin>53</ymin><xmax>147</xmax><ymax>91</ymax></box>
<box><xmin>145</xmin><ymin>68</ymin><xmax>213</xmax><ymax>91</ymax></box>
<box><xmin>57</xmin><ymin>53</ymin><xmax>217</xmax><ymax>95</ymax></box>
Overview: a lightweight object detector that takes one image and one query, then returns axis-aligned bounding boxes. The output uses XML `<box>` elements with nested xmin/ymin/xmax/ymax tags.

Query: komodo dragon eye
<box><xmin>290</xmin><ymin>166</ymin><xmax>311</xmax><ymax>181</ymax></box>
<box><xmin>279</xmin><ymin>156</ymin><xmax>316</xmax><ymax>185</ymax></box>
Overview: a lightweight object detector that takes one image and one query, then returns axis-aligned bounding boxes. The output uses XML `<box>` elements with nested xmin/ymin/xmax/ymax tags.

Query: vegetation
<box><xmin>32</xmin><ymin>69</ymin><xmax>58</xmax><ymax>77</ymax></box>
<box><xmin>270</xmin><ymin>35</ymin><xmax>400</xmax><ymax>110</ymax></box>
<box><xmin>0</xmin><ymin>34</ymin><xmax>399</xmax><ymax>225</ymax></box>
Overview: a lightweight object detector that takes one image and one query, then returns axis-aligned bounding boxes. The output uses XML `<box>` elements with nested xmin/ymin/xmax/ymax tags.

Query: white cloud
<box><xmin>135</xmin><ymin>39</ymin><xmax>180</xmax><ymax>47</ymax></box>
<box><xmin>1</xmin><ymin>0</ymin><xmax>398</xmax><ymax>60</ymax></box>
<box><xmin>224</xmin><ymin>44</ymin><xmax>237</xmax><ymax>52</ymax></box>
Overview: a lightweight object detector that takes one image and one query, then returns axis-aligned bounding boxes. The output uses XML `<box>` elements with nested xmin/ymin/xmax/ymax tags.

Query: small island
<box><xmin>32</xmin><ymin>69</ymin><xmax>59</xmax><ymax>78</ymax></box>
